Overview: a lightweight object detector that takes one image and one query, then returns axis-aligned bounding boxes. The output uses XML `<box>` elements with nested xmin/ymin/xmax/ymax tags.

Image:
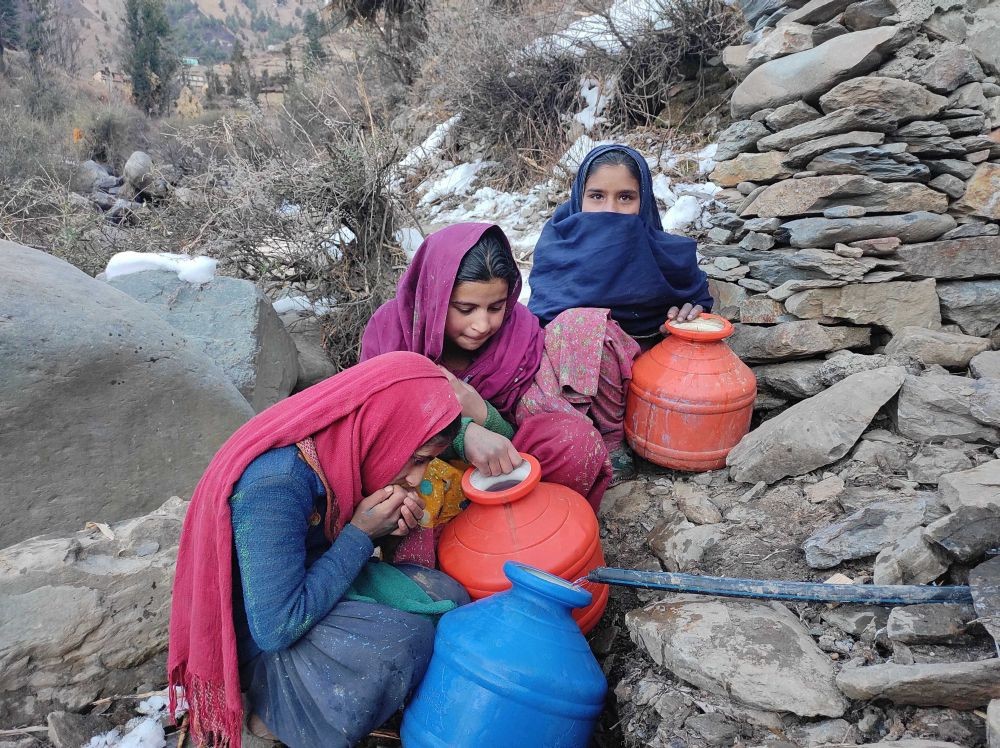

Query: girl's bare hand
<box><xmin>463</xmin><ymin>423</ymin><xmax>522</xmax><ymax>477</ymax></box>
<box><xmin>661</xmin><ymin>304</ymin><xmax>704</xmax><ymax>332</ymax></box>
<box><xmin>438</xmin><ymin>366</ymin><xmax>489</xmax><ymax>424</ymax></box>
<box><xmin>350</xmin><ymin>486</ymin><xmax>423</xmax><ymax>539</ymax></box>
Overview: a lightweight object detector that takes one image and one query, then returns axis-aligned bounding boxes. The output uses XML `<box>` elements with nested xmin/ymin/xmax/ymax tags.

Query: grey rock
<box><xmin>728</xmin><ymin>320</ymin><xmax>871</xmax><ymax>363</ymax></box>
<box><xmin>818</xmin><ymin>350</ymin><xmax>899</xmax><ymax>386</ymax></box>
<box><xmin>738</xmin><ymin>277</ymin><xmax>772</xmax><ymax>292</ymax></box>
<box><xmin>836</xmin><ymin>659</ymin><xmax>1000</xmax><ymax>709</ymax></box>
<box><xmin>822</xmin><ymin>605</ymin><xmax>889</xmax><ymax>636</ymax></box>
<box><xmin>887</xmin><ymin>604</ymin><xmax>973</xmax><ymax>645</ymax></box>
<box><xmin>811</xmin><ymin>18</ymin><xmax>849</xmax><ymax>44</ymax></box>
<box><xmin>736</xmin><ymin>181</ymin><xmax>760</xmax><ymax>195</ymax></box>
<box><xmin>924</xmin><ymin>505</ymin><xmax>1000</xmax><ymax>563</ymax></box>
<box><xmin>926</xmin><ymin>158</ymin><xmax>977</xmax><ymax>180</ymax></box>
<box><xmin>766</xmin><ymin>278</ymin><xmax>847</xmax><ymax>300</ymax></box>
<box><xmin>722</xmin><ymin>42</ymin><xmax>756</xmax><ymax>81</ymax></box>
<box><xmin>939</xmin><ymin>460</ymin><xmax>1000</xmax><ymax>511</ymax></box>
<box><xmin>282</xmin><ymin>314</ymin><xmax>336</xmax><ymax>392</ymax></box>
<box><xmin>966</xmin><ymin>4</ymin><xmax>1000</xmax><ymax>76</ymax></box>
<box><xmin>742</xmin><ymin>174</ymin><xmax>946</xmax><ymax>218</ymax></box>
<box><xmin>123</xmin><ymin>150</ymin><xmax>166</xmax><ymax>199</ymax></box>
<box><xmin>0</xmin><ymin>243</ymin><xmax>253</xmax><ymax>548</ymax></box>
<box><xmin>807</xmin><ymin>146</ymin><xmax>931</xmax><ymax>181</ymax></box>
<box><xmin>626</xmin><ymin>595</ymin><xmax>847</xmax><ymax>716</ymax></box>
<box><xmin>712</xmin><ymin>151</ymin><xmax>795</xmax><ymax>187</ymax></box>
<box><xmin>47</xmin><ymin>711</ymin><xmax>114</xmax><ymax>748</ymax></box>
<box><xmin>928</xmin><ymin>173</ymin><xmax>966</xmax><ymax>199</ymax></box>
<box><xmin>676</xmin><ymin>493</ymin><xmax>723</xmax><ymax>525</ymax></box>
<box><xmin>885</xmin><ymin>326</ymin><xmax>990</xmax><ymax>368</ymax></box>
<box><xmin>970</xmin><ymin>556</ymin><xmax>1000</xmax><ymax>650</ymax></box>
<box><xmin>746</xmin><ymin>22</ymin><xmax>815</xmax><ymax>67</ymax></box>
<box><xmin>851</xmin><ymin>428</ymin><xmax>913</xmax><ymax>471</ymax></box>
<box><xmin>779</xmin><ymin>0</ymin><xmax>857</xmax><ymax>27</ymax></box>
<box><xmin>739</xmin><ymin>231</ymin><xmax>776</xmax><ymax>250</ymax></box>
<box><xmin>896</xmin><ymin>237</ymin><xmax>1000</xmax><ymax>280</ymax></box>
<box><xmin>729</xmin><ymin>367</ymin><xmax>905</xmax><ymax>484</ymax></box>
<box><xmin>714</xmin><ymin>256</ymin><xmax>742</xmax><ymax>271</ymax></box>
<box><xmin>940</xmin><ymin>221</ymin><xmax>999</xmax><ymax>240</ymax></box>
<box><xmin>957</xmin><ymin>163</ymin><xmax>1000</xmax><ymax>221</ymax></box>
<box><xmin>820</xmin><ymin>75</ymin><xmax>948</xmax><ymax>123</ymax></box>
<box><xmin>824</xmin><ymin>205</ymin><xmax>867</xmax><ymax>218</ymax></box>
<box><xmin>780</xmin><ymin>212</ymin><xmax>955</xmax><ymax>247</ymax></box>
<box><xmin>108</xmin><ymin>270</ymin><xmax>299</xmax><ymax>412</ymax></box>
<box><xmin>901</xmin><ymin>136</ymin><xmax>968</xmax><ymax>158</ymax></box>
<box><xmin>879</xmin><ymin>41</ymin><xmax>985</xmax><ymax>94</ymax></box>
<box><xmin>942</xmin><ymin>113</ymin><xmax>987</xmax><ymax>136</ymax></box>
<box><xmin>731</xmin><ymin>26</ymin><xmax>902</xmax><ymax>117</ymax></box>
<box><xmin>706</xmin><ymin>227</ymin><xmax>735</xmax><ymax>243</ymax></box>
<box><xmin>752</xmin><ymin>359</ymin><xmax>826</xmax><ymax>398</ymax></box>
<box><xmin>758</xmin><ymin>106</ymin><xmax>897</xmax><ymax>152</ymax></box>
<box><xmin>971</xmin><ymin>351</ymin><xmax>1000</xmax><ymax>380</ymax></box>
<box><xmin>740</xmin><ymin>295</ymin><xmax>791</xmax><ymax>323</ymax></box>
<box><xmin>908</xmin><ymin>442</ymin><xmax>975</xmax><ymax>484</ymax></box>
<box><xmin>989</xmin><ymin>700</ymin><xmax>999</xmax><ymax>748</ymax></box>
<box><xmin>72</xmin><ymin>160</ymin><xmax>118</xmax><ymax>194</ymax></box>
<box><xmin>0</xmin><ymin>499</ymin><xmax>186</xmax><ymax>725</ymax></box>
<box><xmin>785</xmin><ymin>280</ymin><xmax>941</xmax><ymax>334</ymax></box>
<box><xmin>684</xmin><ymin>713</ymin><xmax>739</xmax><ymax>746</ymax></box>
<box><xmin>742</xmin><ymin>216</ymin><xmax>782</xmax><ymax>232</ymax></box>
<box><xmin>784</xmin><ymin>130</ymin><xmax>886</xmax><ymax>167</ymax></box>
<box><xmin>950</xmin><ymin>82</ymin><xmax>989</xmax><ymax>112</ymax></box>
<box><xmin>803</xmin><ymin>496</ymin><xmax>929</xmax><ymax>568</ymax></box>
<box><xmin>716</xmin><ymin>119</ymin><xmax>772</xmax><ymax>161</ymax></box>
<box><xmin>707</xmin><ymin>279</ymin><xmax>749</xmax><ymax>320</ymax></box>
<box><xmin>937</xmin><ymin>280</ymin><xmax>1000</xmax><ymax>337</ymax></box>
<box><xmin>843</xmin><ymin>0</ymin><xmax>896</xmax><ymax>31</ymax></box>
<box><xmin>896</xmin><ymin>120</ymin><xmax>950</xmax><ymax>138</ymax></box>
<box><xmin>710</xmin><ymin>212</ymin><xmax>747</xmax><ymax>231</ymax></box>
<box><xmin>648</xmin><ymin>519</ymin><xmax>727</xmax><ymax>572</ymax></box>
<box><xmin>764</xmin><ymin>100</ymin><xmax>821</xmax><ymax>131</ymax></box>
<box><xmin>873</xmin><ymin>526</ymin><xmax>950</xmax><ymax>585</ymax></box>
<box><xmin>849</xmin><ymin>236</ymin><xmax>902</xmax><ymax>255</ymax></box>
<box><xmin>897</xmin><ymin>375</ymin><xmax>1000</xmax><ymax>444</ymax></box>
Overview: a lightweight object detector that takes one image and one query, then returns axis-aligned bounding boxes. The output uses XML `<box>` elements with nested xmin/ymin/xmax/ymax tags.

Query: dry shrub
<box><xmin>415</xmin><ymin>2</ymin><xmax>584</xmax><ymax>188</ymax></box>
<box><xmin>581</xmin><ymin>0</ymin><xmax>746</xmax><ymax>128</ymax></box>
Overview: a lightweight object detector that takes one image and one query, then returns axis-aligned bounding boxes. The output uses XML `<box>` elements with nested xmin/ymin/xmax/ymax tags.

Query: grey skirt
<box><xmin>240</xmin><ymin>564</ymin><xmax>469</xmax><ymax>748</ymax></box>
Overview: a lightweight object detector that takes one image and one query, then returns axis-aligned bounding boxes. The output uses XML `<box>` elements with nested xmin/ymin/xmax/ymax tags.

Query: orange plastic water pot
<box><xmin>625</xmin><ymin>313</ymin><xmax>756</xmax><ymax>472</ymax></box>
<box><xmin>437</xmin><ymin>453</ymin><xmax>608</xmax><ymax>633</ymax></box>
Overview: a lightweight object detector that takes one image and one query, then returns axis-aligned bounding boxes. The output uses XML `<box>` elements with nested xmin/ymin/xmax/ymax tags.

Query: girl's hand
<box><xmin>350</xmin><ymin>486</ymin><xmax>425</xmax><ymax>539</ymax></box>
<box><xmin>438</xmin><ymin>366</ymin><xmax>489</xmax><ymax>424</ymax></box>
<box><xmin>662</xmin><ymin>303</ymin><xmax>703</xmax><ymax>331</ymax></box>
<box><xmin>463</xmin><ymin>423</ymin><xmax>523</xmax><ymax>477</ymax></box>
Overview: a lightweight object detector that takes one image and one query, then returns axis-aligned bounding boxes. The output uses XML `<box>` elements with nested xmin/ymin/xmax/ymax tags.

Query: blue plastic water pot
<box><xmin>400</xmin><ymin>561</ymin><xmax>607</xmax><ymax>747</ymax></box>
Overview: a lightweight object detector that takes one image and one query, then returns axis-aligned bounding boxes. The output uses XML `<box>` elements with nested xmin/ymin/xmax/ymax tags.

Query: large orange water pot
<box><xmin>626</xmin><ymin>313</ymin><xmax>756</xmax><ymax>472</ymax></box>
<box><xmin>437</xmin><ymin>453</ymin><xmax>608</xmax><ymax>633</ymax></box>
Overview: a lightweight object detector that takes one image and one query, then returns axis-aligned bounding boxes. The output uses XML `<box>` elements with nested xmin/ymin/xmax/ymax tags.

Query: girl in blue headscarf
<box><xmin>526</xmin><ymin>144</ymin><xmax>714</xmax><ymax>482</ymax></box>
<box><xmin>529</xmin><ymin>144</ymin><xmax>713</xmax><ymax>340</ymax></box>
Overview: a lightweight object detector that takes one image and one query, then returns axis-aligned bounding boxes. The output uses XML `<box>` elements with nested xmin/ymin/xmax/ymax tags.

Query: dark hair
<box><xmin>426</xmin><ymin>414</ymin><xmax>462</xmax><ymax>446</ymax></box>
<box><xmin>454</xmin><ymin>228</ymin><xmax>520</xmax><ymax>290</ymax></box>
<box><xmin>584</xmin><ymin>148</ymin><xmax>642</xmax><ymax>186</ymax></box>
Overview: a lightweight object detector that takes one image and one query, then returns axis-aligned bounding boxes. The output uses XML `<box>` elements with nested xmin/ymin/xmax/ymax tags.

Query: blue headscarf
<box><xmin>528</xmin><ymin>144</ymin><xmax>712</xmax><ymax>338</ymax></box>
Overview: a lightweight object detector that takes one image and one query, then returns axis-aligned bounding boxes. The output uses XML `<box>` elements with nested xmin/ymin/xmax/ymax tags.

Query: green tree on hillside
<box><xmin>303</xmin><ymin>10</ymin><xmax>325</xmax><ymax>63</ymax></box>
<box><xmin>121</xmin><ymin>0</ymin><xmax>178</xmax><ymax>115</ymax></box>
<box><xmin>0</xmin><ymin>0</ymin><xmax>19</xmax><ymax>71</ymax></box>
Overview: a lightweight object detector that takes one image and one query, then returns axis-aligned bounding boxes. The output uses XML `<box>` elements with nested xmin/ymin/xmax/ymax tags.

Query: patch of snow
<box><xmin>277</xmin><ymin>201</ymin><xmax>301</xmax><ymax>217</ymax></box>
<box><xmin>529</xmin><ymin>0</ymin><xmax>671</xmax><ymax>57</ymax></box>
<box><xmin>321</xmin><ymin>225</ymin><xmax>356</xmax><ymax>261</ymax></box>
<box><xmin>395</xmin><ymin>227</ymin><xmax>425</xmax><ymax>259</ymax></box>
<box><xmin>574</xmin><ymin>78</ymin><xmax>611</xmax><ymax>132</ymax></box>
<box><xmin>651</xmin><ymin>174</ymin><xmax>676</xmax><ymax>207</ymax></box>
<box><xmin>136</xmin><ymin>695</ymin><xmax>169</xmax><ymax>717</ymax></box>
<box><xmin>272</xmin><ymin>295</ymin><xmax>337</xmax><ymax>315</ymax></box>
<box><xmin>662</xmin><ymin>194</ymin><xmax>703</xmax><ymax>233</ymax></box>
<box><xmin>556</xmin><ymin>134</ymin><xmax>604</xmax><ymax>179</ymax></box>
<box><xmin>518</xmin><ymin>270</ymin><xmax>531</xmax><ymax>304</ymax></box>
<box><xmin>697</xmin><ymin>143</ymin><xmax>718</xmax><ymax>175</ymax></box>
<box><xmin>86</xmin><ymin>717</ymin><xmax>165</xmax><ymax>748</ymax></box>
<box><xmin>418</xmin><ymin>161</ymin><xmax>494</xmax><ymax>206</ymax></box>
<box><xmin>399</xmin><ymin>115</ymin><xmax>461</xmax><ymax>171</ymax></box>
<box><xmin>105</xmin><ymin>252</ymin><xmax>218</xmax><ymax>284</ymax></box>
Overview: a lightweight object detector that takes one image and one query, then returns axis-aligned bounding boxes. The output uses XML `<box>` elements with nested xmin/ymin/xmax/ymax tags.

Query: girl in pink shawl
<box><xmin>361</xmin><ymin>223</ymin><xmax>640</xmax><ymax>511</ymax></box>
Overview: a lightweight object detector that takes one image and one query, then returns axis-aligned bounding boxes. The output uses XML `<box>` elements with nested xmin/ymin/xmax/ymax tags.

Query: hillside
<box><xmin>62</xmin><ymin>0</ymin><xmax>311</xmax><ymax>72</ymax></box>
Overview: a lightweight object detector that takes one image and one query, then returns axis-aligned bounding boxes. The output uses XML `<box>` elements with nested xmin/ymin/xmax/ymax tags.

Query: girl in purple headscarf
<box><xmin>361</xmin><ymin>222</ymin><xmax>638</xmax><ymax>511</ymax></box>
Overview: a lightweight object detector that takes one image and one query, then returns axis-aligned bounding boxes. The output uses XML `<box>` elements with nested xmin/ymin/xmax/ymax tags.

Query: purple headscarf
<box><xmin>361</xmin><ymin>223</ymin><xmax>544</xmax><ymax>420</ymax></box>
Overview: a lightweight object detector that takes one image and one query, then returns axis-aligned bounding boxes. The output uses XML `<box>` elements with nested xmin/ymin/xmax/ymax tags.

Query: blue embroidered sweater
<box><xmin>230</xmin><ymin>445</ymin><xmax>374</xmax><ymax>657</ymax></box>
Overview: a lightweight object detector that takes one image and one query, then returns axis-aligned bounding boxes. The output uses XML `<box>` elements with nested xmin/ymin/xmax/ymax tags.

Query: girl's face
<box><xmin>444</xmin><ymin>278</ymin><xmax>509</xmax><ymax>352</ymax></box>
<box><xmin>391</xmin><ymin>441</ymin><xmax>448</xmax><ymax>489</ymax></box>
<box><xmin>581</xmin><ymin>163</ymin><xmax>641</xmax><ymax>215</ymax></box>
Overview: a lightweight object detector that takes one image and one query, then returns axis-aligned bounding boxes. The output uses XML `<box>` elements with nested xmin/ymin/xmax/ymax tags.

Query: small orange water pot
<box><xmin>625</xmin><ymin>313</ymin><xmax>756</xmax><ymax>472</ymax></box>
<box><xmin>437</xmin><ymin>453</ymin><xmax>608</xmax><ymax>633</ymax></box>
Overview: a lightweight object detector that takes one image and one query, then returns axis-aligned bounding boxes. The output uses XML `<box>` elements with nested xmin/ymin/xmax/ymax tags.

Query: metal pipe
<box><xmin>587</xmin><ymin>567</ymin><xmax>973</xmax><ymax>605</ymax></box>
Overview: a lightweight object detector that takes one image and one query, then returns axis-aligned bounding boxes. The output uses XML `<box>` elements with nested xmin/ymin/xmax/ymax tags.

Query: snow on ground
<box><xmin>574</xmin><ymin>78</ymin><xmax>612</xmax><ymax>132</ymax></box>
<box><xmin>105</xmin><ymin>252</ymin><xmax>218</xmax><ymax>284</ymax></box>
<box><xmin>529</xmin><ymin>0</ymin><xmax>671</xmax><ymax>57</ymax></box>
<box><xmin>398</xmin><ymin>115</ymin><xmax>461</xmax><ymax>171</ymax></box>
<box><xmin>86</xmin><ymin>696</ymin><xmax>169</xmax><ymax>748</ymax></box>
<box><xmin>272</xmin><ymin>295</ymin><xmax>337</xmax><ymax>315</ymax></box>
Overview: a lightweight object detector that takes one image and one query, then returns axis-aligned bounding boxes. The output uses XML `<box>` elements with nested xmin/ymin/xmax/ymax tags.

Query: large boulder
<box><xmin>727</xmin><ymin>366</ymin><xmax>906</xmax><ymax>484</ymax></box>
<box><xmin>0</xmin><ymin>498</ymin><xmax>185</xmax><ymax>726</ymax></box>
<box><xmin>108</xmin><ymin>270</ymin><xmax>299</xmax><ymax>411</ymax></box>
<box><xmin>731</xmin><ymin>26</ymin><xmax>902</xmax><ymax>117</ymax></box>
<box><xmin>939</xmin><ymin>460</ymin><xmax>1000</xmax><ymax>511</ymax></box>
<box><xmin>0</xmin><ymin>242</ymin><xmax>253</xmax><ymax>548</ymax></box>
<box><xmin>884</xmin><ymin>327</ymin><xmax>990</xmax><ymax>368</ymax></box>
<box><xmin>626</xmin><ymin>595</ymin><xmax>847</xmax><ymax>717</ymax></box>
